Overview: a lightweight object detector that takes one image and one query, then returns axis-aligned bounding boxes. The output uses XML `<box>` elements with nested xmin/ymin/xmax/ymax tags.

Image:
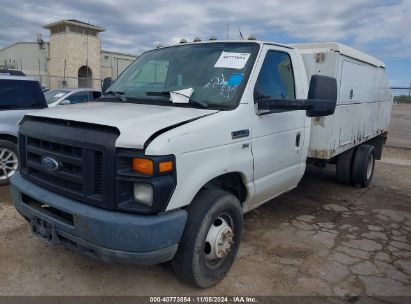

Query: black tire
<box><xmin>172</xmin><ymin>189</ymin><xmax>243</xmax><ymax>288</ymax></box>
<box><xmin>0</xmin><ymin>140</ymin><xmax>19</xmax><ymax>186</ymax></box>
<box><xmin>351</xmin><ymin>145</ymin><xmax>375</xmax><ymax>187</ymax></box>
<box><xmin>336</xmin><ymin>148</ymin><xmax>354</xmax><ymax>184</ymax></box>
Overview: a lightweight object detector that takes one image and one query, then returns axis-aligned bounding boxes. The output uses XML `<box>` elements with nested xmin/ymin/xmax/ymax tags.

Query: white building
<box><xmin>0</xmin><ymin>19</ymin><xmax>137</xmax><ymax>89</ymax></box>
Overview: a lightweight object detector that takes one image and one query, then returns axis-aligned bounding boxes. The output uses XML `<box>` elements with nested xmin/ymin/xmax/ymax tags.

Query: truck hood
<box><xmin>27</xmin><ymin>102</ymin><xmax>218</xmax><ymax>149</ymax></box>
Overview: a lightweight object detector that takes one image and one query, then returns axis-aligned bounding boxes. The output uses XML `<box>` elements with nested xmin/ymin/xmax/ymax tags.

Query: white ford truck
<box><xmin>11</xmin><ymin>41</ymin><xmax>392</xmax><ymax>288</ymax></box>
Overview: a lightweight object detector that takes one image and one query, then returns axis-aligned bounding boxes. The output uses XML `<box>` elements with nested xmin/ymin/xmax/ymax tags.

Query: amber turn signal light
<box><xmin>132</xmin><ymin>158</ymin><xmax>154</xmax><ymax>175</ymax></box>
<box><xmin>159</xmin><ymin>161</ymin><xmax>173</xmax><ymax>173</ymax></box>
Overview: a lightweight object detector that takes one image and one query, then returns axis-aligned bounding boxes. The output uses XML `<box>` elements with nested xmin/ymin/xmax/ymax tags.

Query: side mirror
<box><xmin>306</xmin><ymin>75</ymin><xmax>337</xmax><ymax>117</ymax></box>
<box><xmin>101</xmin><ymin>77</ymin><xmax>112</xmax><ymax>92</ymax></box>
<box><xmin>59</xmin><ymin>99</ymin><xmax>71</xmax><ymax>105</ymax></box>
<box><xmin>256</xmin><ymin>75</ymin><xmax>337</xmax><ymax>117</ymax></box>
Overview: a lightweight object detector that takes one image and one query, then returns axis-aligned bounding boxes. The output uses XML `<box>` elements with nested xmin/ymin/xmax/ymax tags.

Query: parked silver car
<box><xmin>0</xmin><ymin>75</ymin><xmax>47</xmax><ymax>185</ymax></box>
<box><xmin>45</xmin><ymin>88</ymin><xmax>101</xmax><ymax>107</ymax></box>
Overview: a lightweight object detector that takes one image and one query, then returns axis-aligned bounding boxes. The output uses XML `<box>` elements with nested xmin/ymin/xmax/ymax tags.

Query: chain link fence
<box><xmin>391</xmin><ymin>87</ymin><xmax>411</xmax><ymax>104</ymax></box>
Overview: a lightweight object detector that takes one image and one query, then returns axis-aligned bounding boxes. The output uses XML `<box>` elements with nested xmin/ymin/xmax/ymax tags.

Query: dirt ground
<box><xmin>0</xmin><ymin>104</ymin><xmax>410</xmax><ymax>296</ymax></box>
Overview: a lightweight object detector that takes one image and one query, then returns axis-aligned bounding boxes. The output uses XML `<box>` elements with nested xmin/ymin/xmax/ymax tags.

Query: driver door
<box><xmin>250</xmin><ymin>45</ymin><xmax>308</xmax><ymax>208</ymax></box>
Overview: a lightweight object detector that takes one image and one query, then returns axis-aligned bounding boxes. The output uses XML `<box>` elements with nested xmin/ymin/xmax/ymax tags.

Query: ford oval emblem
<box><xmin>41</xmin><ymin>156</ymin><xmax>60</xmax><ymax>172</ymax></box>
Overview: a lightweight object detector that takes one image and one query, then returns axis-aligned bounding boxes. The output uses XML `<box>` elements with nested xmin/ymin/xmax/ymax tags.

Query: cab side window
<box><xmin>254</xmin><ymin>51</ymin><xmax>295</xmax><ymax>101</ymax></box>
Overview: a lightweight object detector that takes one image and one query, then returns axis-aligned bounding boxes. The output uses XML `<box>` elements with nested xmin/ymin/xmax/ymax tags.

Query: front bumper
<box><xmin>10</xmin><ymin>172</ymin><xmax>187</xmax><ymax>265</ymax></box>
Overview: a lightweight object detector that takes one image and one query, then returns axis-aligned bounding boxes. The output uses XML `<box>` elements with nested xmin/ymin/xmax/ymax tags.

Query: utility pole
<box><xmin>86</xmin><ymin>20</ymin><xmax>89</xmax><ymax>88</ymax></box>
<box><xmin>38</xmin><ymin>58</ymin><xmax>41</xmax><ymax>85</ymax></box>
<box><xmin>63</xmin><ymin>59</ymin><xmax>67</xmax><ymax>88</ymax></box>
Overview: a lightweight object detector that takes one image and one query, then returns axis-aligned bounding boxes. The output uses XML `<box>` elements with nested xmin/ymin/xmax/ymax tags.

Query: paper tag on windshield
<box><xmin>214</xmin><ymin>52</ymin><xmax>251</xmax><ymax>69</ymax></box>
<box><xmin>54</xmin><ymin>93</ymin><xmax>65</xmax><ymax>97</ymax></box>
<box><xmin>170</xmin><ymin>88</ymin><xmax>194</xmax><ymax>104</ymax></box>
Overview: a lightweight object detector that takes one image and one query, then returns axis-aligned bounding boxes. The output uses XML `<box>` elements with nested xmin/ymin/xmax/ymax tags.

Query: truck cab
<box><xmin>10</xmin><ymin>40</ymin><xmax>390</xmax><ymax>288</ymax></box>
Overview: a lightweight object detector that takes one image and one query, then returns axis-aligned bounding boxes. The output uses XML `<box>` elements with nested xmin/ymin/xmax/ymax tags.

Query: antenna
<box><xmin>37</xmin><ymin>33</ymin><xmax>44</xmax><ymax>49</ymax></box>
<box><xmin>226</xmin><ymin>24</ymin><xmax>229</xmax><ymax>39</ymax></box>
<box><xmin>86</xmin><ymin>19</ymin><xmax>89</xmax><ymax>88</ymax></box>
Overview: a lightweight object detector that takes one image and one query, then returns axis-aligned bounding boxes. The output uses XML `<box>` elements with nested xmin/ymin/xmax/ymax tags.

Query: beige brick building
<box><xmin>0</xmin><ymin>19</ymin><xmax>137</xmax><ymax>89</ymax></box>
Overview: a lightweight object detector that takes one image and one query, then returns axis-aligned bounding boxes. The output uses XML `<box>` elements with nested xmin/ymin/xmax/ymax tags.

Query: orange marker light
<box><xmin>159</xmin><ymin>161</ymin><xmax>173</xmax><ymax>173</ymax></box>
<box><xmin>132</xmin><ymin>158</ymin><xmax>153</xmax><ymax>175</ymax></box>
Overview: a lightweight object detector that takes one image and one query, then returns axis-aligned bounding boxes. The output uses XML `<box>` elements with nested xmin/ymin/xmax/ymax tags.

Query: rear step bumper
<box><xmin>10</xmin><ymin>172</ymin><xmax>187</xmax><ymax>265</ymax></box>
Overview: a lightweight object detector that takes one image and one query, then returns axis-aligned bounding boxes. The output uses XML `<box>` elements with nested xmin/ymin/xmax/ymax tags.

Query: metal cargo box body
<box><xmin>293</xmin><ymin>43</ymin><xmax>392</xmax><ymax>159</ymax></box>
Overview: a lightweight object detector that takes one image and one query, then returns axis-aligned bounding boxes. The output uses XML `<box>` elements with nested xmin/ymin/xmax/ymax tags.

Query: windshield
<box><xmin>108</xmin><ymin>42</ymin><xmax>260</xmax><ymax>109</ymax></box>
<box><xmin>44</xmin><ymin>89</ymin><xmax>70</xmax><ymax>104</ymax></box>
<box><xmin>0</xmin><ymin>79</ymin><xmax>47</xmax><ymax>110</ymax></box>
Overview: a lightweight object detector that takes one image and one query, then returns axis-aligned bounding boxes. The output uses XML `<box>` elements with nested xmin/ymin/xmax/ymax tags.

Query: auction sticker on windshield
<box><xmin>214</xmin><ymin>52</ymin><xmax>251</xmax><ymax>69</ymax></box>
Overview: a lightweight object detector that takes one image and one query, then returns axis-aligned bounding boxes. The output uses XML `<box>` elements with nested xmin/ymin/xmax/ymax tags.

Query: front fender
<box><xmin>165</xmin><ymin>140</ymin><xmax>255</xmax><ymax>211</ymax></box>
<box><xmin>0</xmin><ymin>123</ymin><xmax>18</xmax><ymax>138</ymax></box>
<box><xmin>0</xmin><ymin>110</ymin><xmax>32</xmax><ymax>138</ymax></box>
<box><xmin>143</xmin><ymin>105</ymin><xmax>255</xmax><ymax>211</ymax></box>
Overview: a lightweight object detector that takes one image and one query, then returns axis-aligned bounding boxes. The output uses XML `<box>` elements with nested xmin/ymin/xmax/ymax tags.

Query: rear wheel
<box><xmin>351</xmin><ymin>145</ymin><xmax>375</xmax><ymax>187</ymax></box>
<box><xmin>0</xmin><ymin>140</ymin><xmax>19</xmax><ymax>186</ymax></box>
<box><xmin>172</xmin><ymin>189</ymin><xmax>243</xmax><ymax>288</ymax></box>
<box><xmin>336</xmin><ymin>148</ymin><xmax>354</xmax><ymax>184</ymax></box>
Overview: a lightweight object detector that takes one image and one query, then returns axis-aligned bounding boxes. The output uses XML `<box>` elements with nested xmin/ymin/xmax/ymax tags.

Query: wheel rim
<box><xmin>204</xmin><ymin>215</ymin><xmax>235</xmax><ymax>268</ymax></box>
<box><xmin>366</xmin><ymin>153</ymin><xmax>374</xmax><ymax>180</ymax></box>
<box><xmin>0</xmin><ymin>148</ymin><xmax>18</xmax><ymax>181</ymax></box>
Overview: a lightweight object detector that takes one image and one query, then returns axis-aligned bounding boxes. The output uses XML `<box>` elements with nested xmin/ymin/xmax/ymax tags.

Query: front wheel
<box><xmin>172</xmin><ymin>190</ymin><xmax>243</xmax><ymax>288</ymax></box>
<box><xmin>0</xmin><ymin>140</ymin><xmax>19</xmax><ymax>186</ymax></box>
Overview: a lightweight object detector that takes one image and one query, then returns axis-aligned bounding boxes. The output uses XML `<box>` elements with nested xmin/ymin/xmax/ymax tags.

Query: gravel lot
<box><xmin>0</xmin><ymin>104</ymin><xmax>410</xmax><ymax>296</ymax></box>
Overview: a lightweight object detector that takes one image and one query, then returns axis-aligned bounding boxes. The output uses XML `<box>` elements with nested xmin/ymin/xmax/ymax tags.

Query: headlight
<box><xmin>133</xmin><ymin>183</ymin><xmax>153</xmax><ymax>206</ymax></box>
<box><xmin>116</xmin><ymin>150</ymin><xmax>177</xmax><ymax>214</ymax></box>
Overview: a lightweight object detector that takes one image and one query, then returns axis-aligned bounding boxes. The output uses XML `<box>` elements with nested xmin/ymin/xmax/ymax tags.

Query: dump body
<box><xmin>293</xmin><ymin>43</ymin><xmax>392</xmax><ymax>159</ymax></box>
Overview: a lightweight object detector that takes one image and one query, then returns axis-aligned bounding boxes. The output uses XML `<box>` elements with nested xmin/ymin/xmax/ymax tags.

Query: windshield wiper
<box><xmin>102</xmin><ymin>90</ymin><xmax>127</xmax><ymax>102</ymax></box>
<box><xmin>145</xmin><ymin>91</ymin><xmax>208</xmax><ymax>108</ymax></box>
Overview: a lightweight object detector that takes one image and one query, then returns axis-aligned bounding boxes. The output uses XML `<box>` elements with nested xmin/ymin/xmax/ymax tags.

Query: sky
<box><xmin>0</xmin><ymin>0</ymin><xmax>410</xmax><ymax>87</ymax></box>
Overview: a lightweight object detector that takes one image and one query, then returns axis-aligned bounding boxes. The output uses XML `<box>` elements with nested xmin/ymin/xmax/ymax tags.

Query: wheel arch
<box><xmin>196</xmin><ymin>172</ymin><xmax>248</xmax><ymax>206</ymax></box>
<box><xmin>0</xmin><ymin>134</ymin><xmax>18</xmax><ymax>144</ymax></box>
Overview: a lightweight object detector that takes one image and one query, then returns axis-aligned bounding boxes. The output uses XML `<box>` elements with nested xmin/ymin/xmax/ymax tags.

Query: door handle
<box><xmin>295</xmin><ymin>132</ymin><xmax>301</xmax><ymax>147</ymax></box>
